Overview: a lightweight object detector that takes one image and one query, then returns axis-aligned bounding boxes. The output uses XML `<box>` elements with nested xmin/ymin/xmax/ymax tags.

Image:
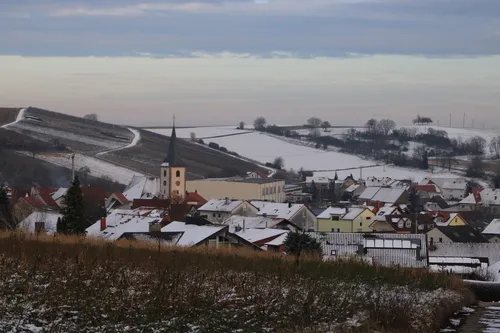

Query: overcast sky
<box><xmin>1</xmin><ymin>0</ymin><xmax>499</xmax><ymax>127</ymax></box>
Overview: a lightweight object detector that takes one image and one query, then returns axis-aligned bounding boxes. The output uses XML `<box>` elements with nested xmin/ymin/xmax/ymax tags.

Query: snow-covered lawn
<box><xmin>207</xmin><ymin>132</ymin><xmax>457</xmax><ymax>181</ymax></box>
<box><xmin>148</xmin><ymin>126</ymin><xmax>252</xmax><ymax>139</ymax></box>
<box><xmin>19</xmin><ymin>151</ymin><xmax>143</xmax><ymax>184</ymax></box>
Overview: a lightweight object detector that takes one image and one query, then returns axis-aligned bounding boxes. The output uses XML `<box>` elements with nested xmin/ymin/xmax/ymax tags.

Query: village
<box><xmin>3</xmin><ymin>124</ymin><xmax>500</xmax><ymax>282</ymax></box>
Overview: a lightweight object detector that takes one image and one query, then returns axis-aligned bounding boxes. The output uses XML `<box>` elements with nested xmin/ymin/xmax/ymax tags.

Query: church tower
<box><xmin>160</xmin><ymin>119</ymin><xmax>186</xmax><ymax>201</ymax></box>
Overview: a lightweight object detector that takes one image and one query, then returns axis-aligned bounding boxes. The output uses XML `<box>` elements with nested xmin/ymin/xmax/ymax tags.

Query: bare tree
<box><xmin>365</xmin><ymin>119</ymin><xmax>378</xmax><ymax>132</ymax></box>
<box><xmin>321</xmin><ymin>121</ymin><xmax>331</xmax><ymax>131</ymax></box>
<box><xmin>190</xmin><ymin>132</ymin><xmax>197</xmax><ymax>141</ymax></box>
<box><xmin>84</xmin><ymin>113</ymin><xmax>98</xmax><ymax>121</ymax></box>
<box><xmin>307</xmin><ymin>117</ymin><xmax>322</xmax><ymax>128</ymax></box>
<box><xmin>309</xmin><ymin>128</ymin><xmax>321</xmax><ymax>138</ymax></box>
<box><xmin>254</xmin><ymin>117</ymin><xmax>267</xmax><ymax>130</ymax></box>
<box><xmin>239</xmin><ymin>121</ymin><xmax>245</xmax><ymax>129</ymax></box>
<box><xmin>490</xmin><ymin>136</ymin><xmax>500</xmax><ymax>159</ymax></box>
<box><xmin>377</xmin><ymin>119</ymin><xmax>396</xmax><ymax>136</ymax></box>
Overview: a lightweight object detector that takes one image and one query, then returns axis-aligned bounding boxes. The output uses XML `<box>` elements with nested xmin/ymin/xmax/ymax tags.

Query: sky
<box><xmin>1</xmin><ymin>0</ymin><xmax>500</xmax><ymax>127</ymax></box>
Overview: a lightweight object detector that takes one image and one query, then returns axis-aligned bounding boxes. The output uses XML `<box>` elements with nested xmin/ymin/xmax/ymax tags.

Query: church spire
<box><xmin>163</xmin><ymin>115</ymin><xmax>184</xmax><ymax>166</ymax></box>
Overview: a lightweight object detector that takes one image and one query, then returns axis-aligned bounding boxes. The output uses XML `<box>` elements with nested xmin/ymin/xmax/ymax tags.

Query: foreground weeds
<box><xmin>0</xmin><ymin>233</ymin><xmax>474</xmax><ymax>332</ymax></box>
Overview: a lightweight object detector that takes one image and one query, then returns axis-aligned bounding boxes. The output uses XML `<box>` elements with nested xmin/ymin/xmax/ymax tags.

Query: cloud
<box><xmin>1</xmin><ymin>0</ymin><xmax>500</xmax><ymax>56</ymax></box>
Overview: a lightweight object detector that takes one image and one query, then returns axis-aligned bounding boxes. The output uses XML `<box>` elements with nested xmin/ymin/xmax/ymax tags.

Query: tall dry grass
<box><xmin>0</xmin><ymin>232</ymin><xmax>474</xmax><ymax>332</ymax></box>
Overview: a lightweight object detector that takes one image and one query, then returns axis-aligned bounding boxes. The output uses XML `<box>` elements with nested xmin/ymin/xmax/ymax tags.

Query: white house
<box><xmin>19</xmin><ymin>211</ymin><xmax>63</xmax><ymax>234</ymax></box>
<box><xmin>250</xmin><ymin>200</ymin><xmax>317</xmax><ymax>231</ymax></box>
<box><xmin>420</xmin><ymin>177</ymin><xmax>467</xmax><ymax>201</ymax></box>
<box><xmin>197</xmin><ymin>199</ymin><xmax>259</xmax><ymax>223</ymax></box>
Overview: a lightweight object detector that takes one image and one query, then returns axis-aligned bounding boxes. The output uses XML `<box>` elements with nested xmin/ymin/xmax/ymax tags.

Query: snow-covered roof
<box><xmin>359</xmin><ymin>187</ymin><xmax>406</xmax><ymax>204</ymax></box>
<box><xmin>442</xmin><ymin>181</ymin><xmax>467</xmax><ymax>190</ymax></box>
<box><xmin>222</xmin><ymin>215</ymin><xmax>288</xmax><ymax>229</ymax></box>
<box><xmin>342</xmin><ymin>207</ymin><xmax>367</xmax><ymax>220</ymax></box>
<box><xmin>264</xmin><ymin>232</ymin><xmax>289</xmax><ymax>247</ymax></box>
<box><xmin>252</xmin><ymin>201</ymin><xmax>305</xmax><ymax>220</ymax></box>
<box><xmin>198</xmin><ymin>198</ymin><xmax>245</xmax><ymax>212</ymax></box>
<box><xmin>232</xmin><ymin>228</ymin><xmax>287</xmax><ymax>244</ymax></box>
<box><xmin>375</xmin><ymin>205</ymin><xmax>397</xmax><ymax>221</ymax></box>
<box><xmin>317</xmin><ymin>207</ymin><xmax>347</xmax><ymax>219</ymax></box>
<box><xmin>435</xmin><ymin>213</ymin><xmax>459</xmax><ymax>227</ymax></box>
<box><xmin>479</xmin><ymin>189</ymin><xmax>500</xmax><ymax>206</ymax></box>
<box><xmin>161</xmin><ymin>221</ymin><xmax>226</xmax><ymax>246</ymax></box>
<box><xmin>19</xmin><ymin>211</ymin><xmax>62</xmax><ymax>233</ymax></box>
<box><xmin>459</xmin><ymin>193</ymin><xmax>478</xmax><ymax>204</ymax></box>
<box><xmin>123</xmin><ymin>176</ymin><xmax>160</xmax><ymax>201</ymax></box>
<box><xmin>305</xmin><ymin>176</ymin><xmax>332</xmax><ymax>184</ymax></box>
<box><xmin>86</xmin><ymin>209</ymin><xmax>164</xmax><ymax>240</ymax></box>
<box><xmin>345</xmin><ymin>184</ymin><xmax>361</xmax><ymax>193</ymax></box>
<box><xmin>51</xmin><ymin>187</ymin><xmax>68</xmax><ymax>201</ymax></box>
<box><xmin>483</xmin><ymin>219</ymin><xmax>500</xmax><ymax>235</ymax></box>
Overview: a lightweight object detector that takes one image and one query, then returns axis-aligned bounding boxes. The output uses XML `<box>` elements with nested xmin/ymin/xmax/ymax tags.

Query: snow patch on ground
<box><xmin>1</xmin><ymin>108</ymin><xmax>26</xmax><ymax>128</ymax></box>
<box><xmin>96</xmin><ymin>127</ymin><xmax>141</xmax><ymax>156</ymax></box>
<box><xmin>18</xmin><ymin>151</ymin><xmax>143</xmax><ymax>184</ymax></box>
<box><xmin>205</xmin><ymin>131</ymin><xmax>457</xmax><ymax>181</ymax></box>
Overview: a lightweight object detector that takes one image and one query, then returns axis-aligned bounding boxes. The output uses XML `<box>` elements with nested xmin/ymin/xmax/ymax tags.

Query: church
<box><xmin>159</xmin><ymin>123</ymin><xmax>186</xmax><ymax>201</ymax></box>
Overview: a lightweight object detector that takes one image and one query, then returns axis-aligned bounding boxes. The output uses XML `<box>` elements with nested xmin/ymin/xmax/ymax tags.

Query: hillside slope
<box><xmin>1</xmin><ymin>107</ymin><xmax>264</xmax><ymax>184</ymax></box>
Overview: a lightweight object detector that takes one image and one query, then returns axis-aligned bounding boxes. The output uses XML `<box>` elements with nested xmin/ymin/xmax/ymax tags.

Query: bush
<box><xmin>208</xmin><ymin>142</ymin><xmax>220</xmax><ymax>150</ymax></box>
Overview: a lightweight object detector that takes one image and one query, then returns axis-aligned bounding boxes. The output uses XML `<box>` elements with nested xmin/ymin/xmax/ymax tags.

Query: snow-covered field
<box><xmin>149</xmin><ymin>126</ymin><xmax>252</xmax><ymax>139</ymax></box>
<box><xmin>206</xmin><ymin>132</ymin><xmax>456</xmax><ymax>181</ymax></box>
<box><xmin>96</xmin><ymin>127</ymin><xmax>141</xmax><ymax>156</ymax></box>
<box><xmin>20</xmin><ymin>152</ymin><xmax>143</xmax><ymax>184</ymax></box>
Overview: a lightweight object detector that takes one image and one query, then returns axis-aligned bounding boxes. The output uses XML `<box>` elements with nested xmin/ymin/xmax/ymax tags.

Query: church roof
<box><xmin>163</xmin><ymin>125</ymin><xmax>185</xmax><ymax>167</ymax></box>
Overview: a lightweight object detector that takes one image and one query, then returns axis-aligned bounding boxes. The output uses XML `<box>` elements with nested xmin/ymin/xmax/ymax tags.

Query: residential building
<box><xmin>221</xmin><ymin>215</ymin><xmax>299</xmax><ymax>231</ymax></box>
<box><xmin>18</xmin><ymin>211</ymin><xmax>62</xmax><ymax>234</ymax></box>
<box><xmin>105</xmin><ymin>192</ymin><xmax>130</xmax><ymax>212</ymax></box>
<box><xmin>285</xmin><ymin>184</ymin><xmax>312</xmax><ymax>203</ymax></box>
<box><xmin>343</xmin><ymin>184</ymin><xmax>366</xmax><ymax>201</ymax></box>
<box><xmin>370</xmin><ymin>214</ymin><xmax>435</xmax><ymax>234</ymax></box>
<box><xmin>12</xmin><ymin>189</ymin><xmax>60</xmax><ymax>222</ymax></box>
<box><xmin>430</xmin><ymin>212</ymin><xmax>468</xmax><ymax>227</ymax></box>
<box><xmin>187</xmin><ymin>177</ymin><xmax>286</xmax><ymax>202</ymax></box>
<box><xmin>358</xmin><ymin>187</ymin><xmax>409</xmax><ymax>206</ymax></box>
<box><xmin>482</xmin><ymin>219</ymin><xmax>500</xmax><ymax>243</ymax></box>
<box><xmin>427</xmin><ymin>225</ymin><xmax>488</xmax><ymax>246</ymax></box>
<box><xmin>309</xmin><ymin>232</ymin><xmax>428</xmax><ymax>268</ymax></box>
<box><xmin>232</xmin><ymin>228</ymin><xmax>288</xmax><ymax>248</ymax></box>
<box><xmin>419</xmin><ymin>177</ymin><xmax>467</xmax><ymax>201</ymax></box>
<box><xmin>246</xmin><ymin>170</ymin><xmax>269</xmax><ymax>179</ymax></box>
<box><xmin>317</xmin><ymin>207</ymin><xmax>375</xmax><ymax>233</ymax></box>
<box><xmin>251</xmin><ymin>200</ymin><xmax>317</xmax><ymax>231</ymax></box>
<box><xmin>197</xmin><ymin>199</ymin><xmax>258</xmax><ymax>223</ymax></box>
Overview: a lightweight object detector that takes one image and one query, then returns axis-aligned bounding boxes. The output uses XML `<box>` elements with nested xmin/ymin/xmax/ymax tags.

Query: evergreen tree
<box><xmin>464</xmin><ymin>182</ymin><xmax>473</xmax><ymax>198</ymax></box>
<box><xmin>311</xmin><ymin>180</ymin><xmax>317</xmax><ymax>201</ymax></box>
<box><xmin>422</xmin><ymin>150</ymin><xmax>429</xmax><ymax>170</ymax></box>
<box><xmin>61</xmin><ymin>176</ymin><xmax>86</xmax><ymax>235</ymax></box>
<box><xmin>334</xmin><ymin>172</ymin><xmax>338</xmax><ymax>181</ymax></box>
<box><xmin>493</xmin><ymin>175</ymin><xmax>500</xmax><ymax>189</ymax></box>
<box><xmin>56</xmin><ymin>216</ymin><xmax>67</xmax><ymax>234</ymax></box>
<box><xmin>285</xmin><ymin>232</ymin><xmax>322</xmax><ymax>257</ymax></box>
<box><xmin>329</xmin><ymin>179</ymin><xmax>337</xmax><ymax>203</ymax></box>
<box><xmin>408</xmin><ymin>187</ymin><xmax>421</xmax><ymax>214</ymax></box>
<box><xmin>0</xmin><ymin>186</ymin><xmax>14</xmax><ymax>230</ymax></box>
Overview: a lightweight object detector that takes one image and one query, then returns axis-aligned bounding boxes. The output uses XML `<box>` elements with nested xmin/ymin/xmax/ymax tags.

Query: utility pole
<box><xmin>462</xmin><ymin>113</ymin><xmax>466</xmax><ymax>128</ymax></box>
<box><xmin>449</xmin><ymin>113</ymin><xmax>452</xmax><ymax>127</ymax></box>
<box><xmin>71</xmin><ymin>154</ymin><xmax>75</xmax><ymax>181</ymax></box>
<box><xmin>472</xmin><ymin>118</ymin><xmax>474</xmax><ymax>128</ymax></box>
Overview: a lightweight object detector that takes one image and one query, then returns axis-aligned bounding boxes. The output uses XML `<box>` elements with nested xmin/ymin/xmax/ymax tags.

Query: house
<box><xmin>51</xmin><ymin>187</ymin><xmax>68</xmax><ymax>206</ymax></box>
<box><xmin>427</xmin><ymin>225</ymin><xmax>488</xmax><ymax>246</ymax></box>
<box><xmin>251</xmin><ymin>200</ymin><xmax>317</xmax><ymax>231</ymax></box>
<box><xmin>197</xmin><ymin>199</ymin><xmax>258</xmax><ymax>223</ymax></box>
<box><xmin>232</xmin><ymin>228</ymin><xmax>288</xmax><ymax>248</ymax></box>
<box><xmin>184</xmin><ymin>191</ymin><xmax>207</xmax><ymax>207</ymax></box>
<box><xmin>419</xmin><ymin>177</ymin><xmax>467</xmax><ymax>201</ymax></box>
<box><xmin>370</xmin><ymin>214</ymin><xmax>435</xmax><ymax>234</ymax></box>
<box><xmin>246</xmin><ymin>170</ymin><xmax>269</xmax><ymax>179</ymax></box>
<box><xmin>105</xmin><ymin>192</ymin><xmax>130</xmax><ymax>212</ymax></box>
<box><xmin>123</xmin><ymin>175</ymin><xmax>161</xmax><ymax>201</ymax></box>
<box><xmin>264</xmin><ymin>232</ymin><xmax>289</xmax><ymax>252</ymax></box>
<box><xmin>187</xmin><ymin>177</ymin><xmax>286</xmax><ymax>202</ymax></box>
<box><xmin>482</xmin><ymin>219</ymin><xmax>500</xmax><ymax>243</ymax></box>
<box><xmin>317</xmin><ymin>207</ymin><xmax>375</xmax><ymax>233</ymax></box>
<box><xmin>430</xmin><ymin>212</ymin><xmax>468</xmax><ymax>227</ymax></box>
<box><xmin>12</xmin><ymin>188</ymin><xmax>60</xmax><ymax>222</ymax></box>
<box><xmin>309</xmin><ymin>232</ymin><xmax>428</xmax><ymax>268</ymax></box>
<box><xmin>161</xmin><ymin>221</ymin><xmax>231</xmax><ymax>247</ymax></box>
<box><xmin>18</xmin><ymin>211</ymin><xmax>63</xmax><ymax>234</ymax></box>
<box><xmin>221</xmin><ymin>215</ymin><xmax>300</xmax><ymax>231</ymax></box>
<box><xmin>358</xmin><ymin>187</ymin><xmax>409</xmax><ymax>206</ymax></box>
<box><xmin>364</xmin><ymin>177</ymin><xmax>409</xmax><ymax>189</ymax></box>
<box><xmin>343</xmin><ymin>184</ymin><xmax>366</xmax><ymax>201</ymax></box>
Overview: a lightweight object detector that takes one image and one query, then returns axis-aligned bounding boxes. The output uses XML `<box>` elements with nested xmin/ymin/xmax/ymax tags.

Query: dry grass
<box><xmin>0</xmin><ymin>232</ymin><xmax>474</xmax><ymax>332</ymax></box>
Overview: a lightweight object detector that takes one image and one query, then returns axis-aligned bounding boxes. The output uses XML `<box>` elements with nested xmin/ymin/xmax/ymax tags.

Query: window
<box><xmin>331</xmin><ymin>216</ymin><xmax>340</xmax><ymax>221</ymax></box>
<box><xmin>163</xmin><ymin>170</ymin><xmax>166</xmax><ymax>177</ymax></box>
<box><xmin>163</xmin><ymin>181</ymin><xmax>167</xmax><ymax>186</ymax></box>
<box><xmin>330</xmin><ymin>250</ymin><xmax>337</xmax><ymax>256</ymax></box>
<box><xmin>405</xmin><ymin>221</ymin><xmax>412</xmax><ymax>228</ymax></box>
<box><xmin>366</xmin><ymin>217</ymin><xmax>371</xmax><ymax>220</ymax></box>
<box><xmin>430</xmin><ymin>237</ymin><xmax>434</xmax><ymax>243</ymax></box>
<box><xmin>176</xmin><ymin>170</ymin><xmax>181</xmax><ymax>177</ymax></box>
<box><xmin>34</xmin><ymin>222</ymin><xmax>45</xmax><ymax>233</ymax></box>
<box><xmin>213</xmin><ymin>213</ymin><xmax>216</xmax><ymax>217</ymax></box>
<box><xmin>337</xmin><ymin>228</ymin><xmax>340</xmax><ymax>232</ymax></box>
<box><xmin>331</xmin><ymin>228</ymin><xmax>336</xmax><ymax>232</ymax></box>
<box><xmin>418</xmin><ymin>224</ymin><xmax>424</xmax><ymax>230</ymax></box>
<box><xmin>218</xmin><ymin>214</ymin><xmax>221</xmax><ymax>218</ymax></box>
<box><xmin>398</xmin><ymin>221</ymin><xmax>404</xmax><ymax>228</ymax></box>
<box><xmin>439</xmin><ymin>238</ymin><xmax>443</xmax><ymax>243</ymax></box>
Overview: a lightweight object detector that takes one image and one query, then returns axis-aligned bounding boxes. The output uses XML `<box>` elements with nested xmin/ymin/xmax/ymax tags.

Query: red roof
<box><xmin>185</xmin><ymin>191</ymin><xmax>207</xmax><ymax>205</ymax></box>
<box><xmin>112</xmin><ymin>192</ymin><xmax>129</xmax><ymax>204</ymax></box>
<box><xmin>414</xmin><ymin>184</ymin><xmax>440</xmax><ymax>193</ymax></box>
<box><xmin>36</xmin><ymin>188</ymin><xmax>59</xmax><ymax>208</ymax></box>
<box><xmin>23</xmin><ymin>196</ymin><xmax>49</xmax><ymax>209</ymax></box>
<box><xmin>80</xmin><ymin>187</ymin><xmax>107</xmax><ymax>203</ymax></box>
<box><xmin>253</xmin><ymin>170</ymin><xmax>269</xmax><ymax>179</ymax></box>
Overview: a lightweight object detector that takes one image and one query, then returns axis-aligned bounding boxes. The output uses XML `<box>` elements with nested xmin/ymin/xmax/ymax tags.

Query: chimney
<box><xmin>243</xmin><ymin>219</ymin><xmax>245</xmax><ymax>232</ymax></box>
<box><xmin>100</xmin><ymin>217</ymin><xmax>107</xmax><ymax>231</ymax></box>
<box><xmin>225</xmin><ymin>197</ymin><xmax>230</xmax><ymax>205</ymax></box>
<box><xmin>288</xmin><ymin>201</ymin><xmax>292</xmax><ymax>208</ymax></box>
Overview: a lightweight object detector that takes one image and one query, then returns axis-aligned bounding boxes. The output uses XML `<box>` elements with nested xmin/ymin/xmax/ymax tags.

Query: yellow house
<box><xmin>317</xmin><ymin>207</ymin><xmax>375</xmax><ymax>232</ymax></box>
<box><xmin>436</xmin><ymin>213</ymin><xmax>467</xmax><ymax>227</ymax></box>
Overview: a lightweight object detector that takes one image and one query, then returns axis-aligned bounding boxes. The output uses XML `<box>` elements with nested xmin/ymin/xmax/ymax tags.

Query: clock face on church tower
<box><xmin>175</xmin><ymin>181</ymin><xmax>181</xmax><ymax>186</ymax></box>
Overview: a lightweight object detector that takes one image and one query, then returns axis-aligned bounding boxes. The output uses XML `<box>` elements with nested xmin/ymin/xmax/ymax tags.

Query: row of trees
<box><xmin>412</xmin><ymin>115</ymin><xmax>433</xmax><ymax>125</ymax></box>
<box><xmin>253</xmin><ymin>117</ymin><xmax>332</xmax><ymax>132</ymax></box>
<box><xmin>365</xmin><ymin>118</ymin><xmax>397</xmax><ymax>136</ymax></box>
